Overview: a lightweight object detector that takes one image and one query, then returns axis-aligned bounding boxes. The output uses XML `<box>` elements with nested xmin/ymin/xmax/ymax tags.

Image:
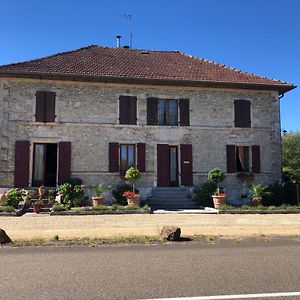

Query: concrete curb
<box><xmin>220</xmin><ymin>209</ymin><xmax>300</xmax><ymax>214</ymax></box>
<box><xmin>50</xmin><ymin>209</ymin><xmax>151</xmax><ymax>216</ymax></box>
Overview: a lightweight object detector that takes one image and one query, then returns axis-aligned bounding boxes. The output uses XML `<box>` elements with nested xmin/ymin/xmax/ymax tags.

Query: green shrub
<box><xmin>261</xmin><ymin>182</ymin><xmax>286</xmax><ymax>206</ymax></box>
<box><xmin>0</xmin><ymin>206</ymin><xmax>15</xmax><ymax>212</ymax></box>
<box><xmin>57</xmin><ymin>183</ymin><xmax>85</xmax><ymax>208</ymax></box>
<box><xmin>125</xmin><ymin>167</ymin><xmax>141</xmax><ymax>191</ymax></box>
<box><xmin>193</xmin><ymin>181</ymin><xmax>217</xmax><ymax>207</ymax></box>
<box><xmin>112</xmin><ymin>183</ymin><xmax>139</xmax><ymax>205</ymax></box>
<box><xmin>208</xmin><ymin>168</ymin><xmax>225</xmax><ymax>195</ymax></box>
<box><xmin>51</xmin><ymin>204</ymin><xmax>67</xmax><ymax>212</ymax></box>
<box><xmin>6</xmin><ymin>188</ymin><xmax>26</xmax><ymax>208</ymax></box>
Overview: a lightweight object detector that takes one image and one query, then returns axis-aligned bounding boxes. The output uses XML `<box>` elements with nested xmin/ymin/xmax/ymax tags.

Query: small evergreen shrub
<box><xmin>193</xmin><ymin>181</ymin><xmax>217</xmax><ymax>207</ymax></box>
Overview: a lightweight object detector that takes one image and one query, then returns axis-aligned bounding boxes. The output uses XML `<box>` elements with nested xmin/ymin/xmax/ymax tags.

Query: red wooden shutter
<box><xmin>137</xmin><ymin>143</ymin><xmax>146</xmax><ymax>172</ymax></box>
<box><xmin>119</xmin><ymin>96</ymin><xmax>129</xmax><ymax>124</ymax></box>
<box><xmin>180</xmin><ymin>144</ymin><xmax>193</xmax><ymax>186</ymax></box>
<box><xmin>36</xmin><ymin>91</ymin><xmax>46</xmax><ymax>122</ymax></box>
<box><xmin>109</xmin><ymin>143</ymin><xmax>119</xmax><ymax>172</ymax></box>
<box><xmin>157</xmin><ymin>144</ymin><xmax>169</xmax><ymax>187</ymax></box>
<box><xmin>234</xmin><ymin>100</ymin><xmax>251</xmax><ymax>128</ymax></box>
<box><xmin>252</xmin><ymin>145</ymin><xmax>261</xmax><ymax>173</ymax></box>
<box><xmin>179</xmin><ymin>99</ymin><xmax>190</xmax><ymax>126</ymax></box>
<box><xmin>14</xmin><ymin>141</ymin><xmax>30</xmax><ymax>187</ymax></box>
<box><xmin>147</xmin><ymin>98</ymin><xmax>158</xmax><ymax>125</ymax></box>
<box><xmin>119</xmin><ymin>96</ymin><xmax>137</xmax><ymax>125</ymax></box>
<box><xmin>45</xmin><ymin>92</ymin><xmax>56</xmax><ymax>122</ymax></box>
<box><xmin>58</xmin><ymin>142</ymin><xmax>71</xmax><ymax>184</ymax></box>
<box><xmin>226</xmin><ymin>145</ymin><xmax>236</xmax><ymax>173</ymax></box>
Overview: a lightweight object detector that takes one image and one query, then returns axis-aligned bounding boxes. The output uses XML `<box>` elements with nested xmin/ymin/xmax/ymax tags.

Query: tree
<box><xmin>282</xmin><ymin>132</ymin><xmax>300</xmax><ymax>183</ymax></box>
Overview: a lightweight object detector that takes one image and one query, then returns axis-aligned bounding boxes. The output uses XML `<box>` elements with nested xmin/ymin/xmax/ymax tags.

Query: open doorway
<box><xmin>32</xmin><ymin>143</ymin><xmax>57</xmax><ymax>186</ymax></box>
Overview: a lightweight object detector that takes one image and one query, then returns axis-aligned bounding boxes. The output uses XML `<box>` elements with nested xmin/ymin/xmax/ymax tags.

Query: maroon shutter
<box><xmin>36</xmin><ymin>91</ymin><xmax>45</xmax><ymax>122</ymax></box>
<box><xmin>109</xmin><ymin>143</ymin><xmax>119</xmax><ymax>172</ymax></box>
<box><xmin>157</xmin><ymin>144</ymin><xmax>169</xmax><ymax>187</ymax></box>
<box><xmin>234</xmin><ymin>100</ymin><xmax>251</xmax><ymax>128</ymax></box>
<box><xmin>45</xmin><ymin>92</ymin><xmax>56</xmax><ymax>122</ymax></box>
<box><xmin>180</xmin><ymin>144</ymin><xmax>193</xmax><ymax>186</ymax></box>
<box><xmin>129</xmin><ymin>96</ymin><xmax>137</xmax><ymax>125</ymax></box>
<box><xmin>137</xmin><ymin>143</ymin><xmax>146</xmax><ymax>172</ymax></box>
<box><xmin>179</xmin><ymin>99</ymin><xmax>190</xmax><ymax>126</ymax></box>
<box><xmin>227</xmin><ymin>145</ymin><xmax>236</xmax><ymax>173</ymax></box>
<box><xmin>119</xmin><ymin>96</ymin><xmax>129</xmax><ymax>124</ymax></box>
<box><xmin>147</xmin><ymin>98</ymin><xmax>158</xmax><ymax>125</ymax></box>
<box><xmin>252</xmin><ymin>145</ymin><xmax>261</xmax><ymax>173</ymax></box>
<box><xmin>14</xmin><ymin>141</ymin><xmax>30</xmax><ymax>187</ymax></box>
<box><xmin>58</xmin><ymin>142</ymin><xmax>71</xmax><ymax>184</ymax></box>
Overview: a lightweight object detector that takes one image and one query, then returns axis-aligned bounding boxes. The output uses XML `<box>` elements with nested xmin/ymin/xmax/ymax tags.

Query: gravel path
<box><xmin>1</xmin><ymin>213</ymin><xmax>300</xmax><ymax>240</ymax></box>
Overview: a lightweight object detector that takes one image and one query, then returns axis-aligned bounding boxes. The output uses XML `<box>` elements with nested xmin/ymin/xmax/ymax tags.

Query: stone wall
<box><xmin>0</xmin><ymin>77</ymin><xmax>282</xmax><ymax>201</ymax></box>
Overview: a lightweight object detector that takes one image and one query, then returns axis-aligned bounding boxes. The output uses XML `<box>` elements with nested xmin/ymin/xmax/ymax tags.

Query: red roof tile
<box><xmin>0</xmin><ymin>45</ymin><xmax>295</xmax><ymax>93</ymax></box>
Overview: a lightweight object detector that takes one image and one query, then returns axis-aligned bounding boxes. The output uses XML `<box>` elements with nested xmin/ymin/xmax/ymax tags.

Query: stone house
<box><xmin>0</xmin><ymin>45</ymin><xmax>295</xmax><ymax>206</ymax></box>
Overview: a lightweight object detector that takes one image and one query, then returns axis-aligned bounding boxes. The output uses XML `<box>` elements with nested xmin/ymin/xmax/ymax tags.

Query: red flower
<box><xmin>122</xmin><ymin>191</ymin><xmax>136</xmax><ymax>198</ymax></box>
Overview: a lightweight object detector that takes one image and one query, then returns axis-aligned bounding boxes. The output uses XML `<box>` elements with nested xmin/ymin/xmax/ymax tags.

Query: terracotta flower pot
<box><xmin>33</xmin><ymin>205</ymin><xmax>41</xmax><ymax>214</ymax></box>
<box><xmin>92</xmin><ymin>196</ymin><xmax>104</xmax><ymax>206</ymax></box>
<box><xmin>252</xmin><ymin>196</ymin><xmax>262</xmax><ymax>207</ymax></box>
<box><xmin>127</xmin><ymin>195</ymin><xmax>140</xmax><ymax>206</ymax></box>
<box><xmin>0</xmin><ymin>194</ymin><xmax>7</xmax><ymax>206</ymax></box>
<box><xmin>212</xmin><ymin>194</ymin><xmax>227</xmax><ymax>209</ymax></box>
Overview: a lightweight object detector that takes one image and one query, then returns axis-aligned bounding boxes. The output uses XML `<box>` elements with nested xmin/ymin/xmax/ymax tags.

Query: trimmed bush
<box><xmin>193</xmin><ymin>181</ymin><xmax>217</xmax><ymax>207</ymax></box>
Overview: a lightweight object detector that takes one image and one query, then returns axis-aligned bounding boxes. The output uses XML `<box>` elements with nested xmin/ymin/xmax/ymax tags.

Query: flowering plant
<box><xmin>122</xmin><ymin>191</ymin><xmax>138</xmax><ymax>198</ymax></box>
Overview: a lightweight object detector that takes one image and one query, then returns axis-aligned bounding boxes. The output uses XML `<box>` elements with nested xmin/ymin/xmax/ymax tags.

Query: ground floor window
<box><xmin>236</xmin><ymin>146</ymin><xmax>250</xmax><ymax>172</ymax></box>
<box><xmin>120</xmin><ymin>144</ymin><xmax>136</xmax><ymax>174</ymax></box>
<box><xmin>32</xmin><ymin>143</ymin><xmax>57</xmax><ymax>186</ymax></box>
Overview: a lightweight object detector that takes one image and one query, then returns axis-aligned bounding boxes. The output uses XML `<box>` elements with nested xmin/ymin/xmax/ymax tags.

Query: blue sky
<box><xmin>1</xmin><ymin>0</ymin><xmax>299</xmax><ymax>131</ymax></box>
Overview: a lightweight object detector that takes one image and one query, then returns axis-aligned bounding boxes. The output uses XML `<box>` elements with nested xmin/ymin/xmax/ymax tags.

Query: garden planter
<box><xmin>0</xmin><ymin>194</ymin><xmax>7</xmax><ymax>206</ymax></box>
<box><xmin>92</xmin><ymin>196</ymin><xmax>104</xmax><ymax>206</ymax></box>
<box><xmin>212</xmin><ymin>194</ymin><xmax>227</xmax><ymax>209</ymax></box>
<box><xmin>252</xmin><ymin>196</ymin><xmax>262</xmax><ymax>207</ymax></box>
<box><xmin>33</xmin><ymin>205</ymin><xmax>41</xmax><ymax>214</ymax></box>
<box><xmin>127</xmin><ymin>195</ymin><xmax>140</xmax><ymax>206</ymax></box>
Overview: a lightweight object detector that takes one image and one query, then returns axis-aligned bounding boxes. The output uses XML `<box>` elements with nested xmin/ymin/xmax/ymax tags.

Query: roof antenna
<box><xmin>123</xmin><ymin>14</ymin><xmax>133</xmax><ymax>49</ymax></box>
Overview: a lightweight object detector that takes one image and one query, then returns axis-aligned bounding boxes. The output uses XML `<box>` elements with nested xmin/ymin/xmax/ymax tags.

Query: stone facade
<box><xmin>0</xmin><ymin>77</ymin><xmax>282</xmax><ymax>202</ymax></box>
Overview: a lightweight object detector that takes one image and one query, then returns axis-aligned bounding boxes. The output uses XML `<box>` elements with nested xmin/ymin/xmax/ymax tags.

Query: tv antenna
<box><xmin>123</xmin><ymin>14</ymin><xmax>133</xmax><ymax>49</ymax></box>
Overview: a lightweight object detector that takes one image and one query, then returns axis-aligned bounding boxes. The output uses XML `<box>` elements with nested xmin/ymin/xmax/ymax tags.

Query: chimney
<box><xmin>116</xmin><ymin>35</ymin><xmax>121</xmax><ymax>47</ymax></box>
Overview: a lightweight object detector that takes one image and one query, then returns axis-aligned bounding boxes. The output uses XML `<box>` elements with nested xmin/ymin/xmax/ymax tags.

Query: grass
<box><xmin>219</xmin><ymin>204</ymin><xmax>300</xmax><ymax>211</ymax></box>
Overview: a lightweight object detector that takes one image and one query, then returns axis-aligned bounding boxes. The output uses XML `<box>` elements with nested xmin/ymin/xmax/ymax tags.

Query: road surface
<box><xmin>1</xmin><ymin>238</ymin><xmax>300</xmax><ymax>299</ymax></box>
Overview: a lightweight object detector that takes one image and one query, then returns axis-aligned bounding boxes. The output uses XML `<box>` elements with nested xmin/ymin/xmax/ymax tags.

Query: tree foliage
<box><xmin>282</xmin><ymin>132</ymin><xmax>300</xmax><ymax>183</ymax></box>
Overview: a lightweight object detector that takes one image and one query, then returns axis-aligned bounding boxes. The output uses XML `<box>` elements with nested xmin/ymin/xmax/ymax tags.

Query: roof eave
<box><xmin>0</xmin><ymin>71</ymin><xmax>296</xmax><ymax>93</ymax></box>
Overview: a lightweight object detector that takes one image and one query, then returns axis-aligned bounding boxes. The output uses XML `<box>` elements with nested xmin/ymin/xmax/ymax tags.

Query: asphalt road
<box><xmin>1</xmin><ymin>238</ymin><xmax>300</xmax><ymax>300</ymax></box>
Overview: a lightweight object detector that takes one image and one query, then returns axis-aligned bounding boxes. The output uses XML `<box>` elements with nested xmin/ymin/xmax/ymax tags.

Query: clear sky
<box><xmin>0</xmin><ymin>0</ymin><xmax>299</xmax><ymax>131</ymax></box>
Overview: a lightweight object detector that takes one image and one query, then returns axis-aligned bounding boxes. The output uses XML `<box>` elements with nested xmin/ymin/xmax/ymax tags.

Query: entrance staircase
<box><xmin>147</xmin><ymin>187</ymin><xmax>200</xmax><ymax>211</ymax></box>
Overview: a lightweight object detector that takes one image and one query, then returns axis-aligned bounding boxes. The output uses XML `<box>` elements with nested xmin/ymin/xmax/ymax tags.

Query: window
<box><xmin>109</xmin><ymin>143</ymin><xmax>146</xmax><ymax>173</ymax></box>
<box><xmin>119</xmin><ymin>96</ymin><xmax>137</xmax><ymax>125</ymax></box>
<box><xmin>147</xmin><ymin>98</ymin><xmax>189</xmax><ymax>126</ymax></box>
<box><xmin>120</xmin><ymin>144</ymin><xmax>136</xmax><ymax>173</ymax></box>
<box><xmin>236</xmin><ymin>146</ymin><xmax>250</xmax><ymax>172</ymax></box>
<box><xmin>36</xmin><ymin>91</ymin><xmax>56</xmax><ymax>122</ymax></box>
<box><xmin>158</xmin><ymin>99</ymin><xmax>178</xmax><ymax>126</ymax></box>
<box><xmin>234</xmin><ymin>100</ymin><xmax>251</xmax><ymax>128</ymax></box>
<box><xmin>227</xmin><ymin>144</ymin><xmax>261</xmax><ymax>174</ymax></box>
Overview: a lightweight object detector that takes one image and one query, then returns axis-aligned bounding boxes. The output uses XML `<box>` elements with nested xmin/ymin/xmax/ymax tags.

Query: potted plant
<box><xmin>32</xmin><ymin>200</ymin><xmax>43</xmax><ymax>213</ymax></box>
<box><xmin>89</xmin><ymin>184</ymin><xmax>109</xmax><ymax>206</ymax></box>
<box><xmin>208</xmin><ymin>167</ymin><xmax>227</xmax><ymax>208</ymax></box>
<box><xmin>122</xmin><ymin>191</ymin><xmax>140</xmax><ymax>206</ymax></box>
<box><xmin>124</xmin><ymin>167</ymin><xmax>141</xmax><ymax>206</ymax></box>
<box><xmin>249</xmin><ymin>183</ymin><xmax>267</xmax><ymax>206</ymax></box>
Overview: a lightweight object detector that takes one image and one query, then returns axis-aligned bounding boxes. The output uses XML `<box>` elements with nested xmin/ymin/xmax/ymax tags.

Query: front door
<box><xmin>32</xmin><ymin>143</ymin><xmax>57</xmax><ymax>186</ymax></box>
<box><xmin>169</xmin><ymin>146</ymin><xmax>178</xmax><ymax>186</ymax></box>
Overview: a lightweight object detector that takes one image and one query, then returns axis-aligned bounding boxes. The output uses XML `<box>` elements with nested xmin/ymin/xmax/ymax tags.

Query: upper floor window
<box><xmin>147</xmin><ymin>98</ymin><xmax>189</xmax><ymax>126</ymax></box>
<box><xmin>234</xmin><ymin>99</ymin><xmax>251</xmax><ymax>128</ymax></box>
<box><xmin>158</xmin><ymin>99</ymin><xmax>178</xmax><ymax>126</ymax></box>
<box><xmin>35</xmin><ymin>91</ymin><xmax>56</xmax><ymax>122</ymax></box>
<box><xmin>119</xmin><ymin>95</ymin><xmax>137</xmax><ymax>125</ymax></box>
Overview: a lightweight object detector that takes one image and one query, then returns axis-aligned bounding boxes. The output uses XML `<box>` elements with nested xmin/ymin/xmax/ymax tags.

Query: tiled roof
<box><xmin>0</xmin><ymin>45</ymin><xmax>295</xmax><ymax>92</ymax></box>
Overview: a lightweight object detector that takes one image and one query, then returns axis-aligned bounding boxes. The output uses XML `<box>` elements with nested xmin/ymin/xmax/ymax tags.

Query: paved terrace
<box><xmin>1</xmin><ymin>213</ymin><xmax>300</xmax><ymax>240</ymax></box>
